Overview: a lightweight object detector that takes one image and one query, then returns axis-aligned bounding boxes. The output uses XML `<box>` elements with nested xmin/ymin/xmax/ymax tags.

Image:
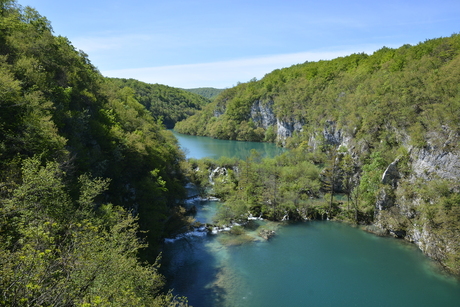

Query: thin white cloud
<box><xmin>102</xmin><ymin>47</ymin><xmax>382</xmax><ymax>88</ymax></box>
<box><xmin>72</xmin><ymin>34</ymin><xmax>151</xmax><ymax>52</ymax></box>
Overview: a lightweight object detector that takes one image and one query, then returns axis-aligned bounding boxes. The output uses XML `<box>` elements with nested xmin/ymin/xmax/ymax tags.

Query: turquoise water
<box><xmin>162</xmin><ymin>218</ymin><xmax>460</xmax><ymax>307</ymax></box>
<box><xmin>172</xmin><ymin>130</ymin><xmax>284</xmax><ymax>160</ymax></box>
<box><xmin>163</xmin><ymin>202</ymin><xmax>460</xmax><ymax>307</ymax></box>
<box><xmin>162</xmin><ymin>133</ymin><xmax>460</xmax><ymax>307</ymax></box>
<box><xmin>227</xmin><ymin>222</ymin><xmax>460</xmax><ymax>307</ymax></box>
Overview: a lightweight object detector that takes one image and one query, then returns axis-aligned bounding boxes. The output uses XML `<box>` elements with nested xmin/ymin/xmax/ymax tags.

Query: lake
<box><xmin>162</xmin><ymin>131</ymin><xmax>460</xmax><ymax>307</ymax></box>
<box><xmin>171</xmin><ymin>130</ymin><xmax>285</xmax><ymax>159</ymax></box>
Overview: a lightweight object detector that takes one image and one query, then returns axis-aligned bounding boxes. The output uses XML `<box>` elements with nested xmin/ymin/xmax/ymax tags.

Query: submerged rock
<box><xmin>259</xmin><ymin>229</ymin><xmax>276</xmax><ymax>240</ymax></box>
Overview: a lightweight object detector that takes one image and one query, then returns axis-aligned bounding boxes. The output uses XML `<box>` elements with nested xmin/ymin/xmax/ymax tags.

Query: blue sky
<box><xmin>22</xmin><ymin>0</ymin><xmax>460</xmax><ymax>88</ymax></box>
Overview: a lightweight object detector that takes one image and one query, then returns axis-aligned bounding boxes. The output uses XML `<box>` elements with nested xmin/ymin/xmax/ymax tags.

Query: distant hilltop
<box><xmin>183</xmin><ymin>87</ymin><xmax>225</xmax><ymax>100</ymax></box>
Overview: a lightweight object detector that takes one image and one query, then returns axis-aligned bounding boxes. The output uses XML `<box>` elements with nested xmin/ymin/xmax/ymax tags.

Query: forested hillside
<box><xmin>109</xmin><ymin>78</ymin><xmax>211</xmax><ymax>128</ymax></box>
<box><xmin>0</xmin><ymin>1</ymin><xmax>188</xmax><ymax>305</ymax></box>
<box><xmin>176</xmin><ymin>35</ymin><xmax>460</xmax><ymax>146</ymax></box>
<box><xmin>183</xmin><ymin>87</ymin><xmax>224</xmax><ymax>100</ymax></box>
<box><xmin>177</xmin><ymin>34</ymin><xmax>460</xmax><ymax>275</ymax></box>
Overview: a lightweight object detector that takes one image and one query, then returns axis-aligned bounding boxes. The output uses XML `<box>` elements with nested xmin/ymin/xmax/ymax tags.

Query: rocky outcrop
<box><xmin>208</xmin><ymin>165</ymin><xmax>239</xmax><ymax>186</ymax></box>
<box><xmin>209</xmin><ymin>166</ymin><xmax>229</xmax><ymax>184</ymax></box>
<box><xmin>250</xmin><ymin>100</ymin><xmax>276</xmax><ymax>129</ymax></box>
<box><xmin>405</xmin><ymin>224</ymin><xmax>449</xmax><ymax>263</ymax></box>
<box><xmin>322</xmin><ymin>120</ymin><xmax>344</xmax><ymax>146</ymax></box>
<box><xmin>249</xmin><ymin>100</ymin><xmax>349</xmax><ymax>146</ymax></box>
<box><xmin>375</xmin><ymin>187</ymin><xmax>395</xmax><ymax>211</ymax></box>
<box><xmin>308</xmin><ymin>120</ymin><xmax>348</xmax><ymax>150</ymax></box>
<box><xmin>276</xmin><ymin>118</ymin><xmax>304</xmax><ymax>140</ymax></box>
<box><xmin>372</xmin><ymin>134</ymin><xmax>460</xmax><ymax>270</ymax></box>
<box><xmin>410</xmin><ymin>146</ymin><xmax>460</xmax><ymax>181</ymax></box>
<box><xmin>381</xmin><ymin>159</ymin><xmax>400</xmax><ymax>188</ymax></box>
<box><xmin>249</xmin><ymin>99</ymin><xmax>305</xmax><ymax>143</ymax></box>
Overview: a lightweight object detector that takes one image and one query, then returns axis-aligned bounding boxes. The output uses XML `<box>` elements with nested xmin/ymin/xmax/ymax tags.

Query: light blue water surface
<box><xmin>172</xmin><ymin>130</ymin><xmax>284</xmax><ymax>160</ymax></box>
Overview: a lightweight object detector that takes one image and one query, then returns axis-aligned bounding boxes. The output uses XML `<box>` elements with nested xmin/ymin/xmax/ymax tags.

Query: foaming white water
<box><xmin>186</xmin><ymin>196</ymin><xmax>220</xmax><ymax>205</ymax></box>
<box><xmin>248</xmin><ymin>214</ymin><xmax>263</xmax><ymax>220</ymax></box>
<box><xmin>164</xmin><ymin>226</ymin><xmax>208</xmax><ymax>243</ymax></box>
<box><xmin>185</xmin><ymin>196</ymin><xmax>201</xmax><ymax>204</ymax></box>
<box><xmin>211</xmin><ymin>226</ymin><xmax>231</xmax><ymax>234</ymax></box>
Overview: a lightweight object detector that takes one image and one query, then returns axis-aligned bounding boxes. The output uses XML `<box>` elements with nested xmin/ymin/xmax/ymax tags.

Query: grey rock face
<box><xmin>306</xmin><ymin>121</ymin><xmax>348</xmax><ymax>150</ymax></box>
<box><xmin>250</xmin><ymin>100</ymin><xmax>277</xmax><ymax>129</ymax></box>
<box><xmin>213</xmin><ymin>108</ymin><xmax>224</xmax><ymax>117</ymax></box>
<box><xmin>323</xmin><ymin>120</ymin><xmax>343</xmax><ymax>146</ymax></box>
<box><xmin>411</xmin><ymin>146</ymin><xmax>460</xmax><ymax>180</ymax></box>
<box><xmin>375</xmin><ymin>188</ymin><xmax>395</xmax><ymax>211</ymax></box>
<box><xmin>276</xmin><ymin>119</ymin><xmax>303</xmax><ymax>140</ymax></box>
<box><xmin>249</xmin><ymin>99</ymin><xmax>305</xmax><ymax>143</ymax></box>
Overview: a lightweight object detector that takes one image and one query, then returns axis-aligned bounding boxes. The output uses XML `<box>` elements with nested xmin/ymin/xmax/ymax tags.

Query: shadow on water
<box><xmin>160</xmin><ymin>198</ymin><xmax>238</xmax><ymax>306</ymax></box>
<box><xmin>160</xmin><ymin>233</ymin><xmax>229</xmax><ymax>307</ymax></box>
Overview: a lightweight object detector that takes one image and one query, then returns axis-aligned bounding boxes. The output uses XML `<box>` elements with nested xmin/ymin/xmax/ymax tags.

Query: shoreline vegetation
<box><xmin>183</xmin><ymin>149</ymin><xmax>376</xmax><ymax>226</ymax></box>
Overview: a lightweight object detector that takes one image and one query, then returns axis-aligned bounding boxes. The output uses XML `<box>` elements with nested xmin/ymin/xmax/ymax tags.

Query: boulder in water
<box><xmin>259</xmin><ymin>229</ymin><xmax>275</xmax><ymax>240</ymax></box>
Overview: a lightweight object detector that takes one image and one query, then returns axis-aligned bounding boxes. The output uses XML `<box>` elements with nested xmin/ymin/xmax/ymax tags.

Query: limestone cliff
<box><xmin>372</xmin><ymin>131</ymin><xmax>460</xmax><ymax>272</ymax></box>
<box><xmin>250</xmin><ymin>100</ymin><xmax>277</xmax><ymax>129</ymax></box>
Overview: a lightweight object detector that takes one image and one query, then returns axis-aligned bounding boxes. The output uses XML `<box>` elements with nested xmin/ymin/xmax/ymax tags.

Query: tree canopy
<box><xmin>183</xmin><ymin>87</ymin><xmax>224</xmax><ymax>100</ymax></box>
<box><xmin>0</xmin><ymin>1</ymin><xmax>189</xmax><ymax>305</ymax></box>
<box><xmin>109</xmin><ymin>78</ymin><xmax>211</xmax><ymax>129</ymax></box>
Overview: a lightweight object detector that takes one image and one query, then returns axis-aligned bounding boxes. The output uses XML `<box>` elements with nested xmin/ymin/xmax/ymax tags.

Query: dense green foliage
<box><xmin>183</xmin><ymin>87</ymin><xmax>224</xmax><ymax>100</ymax></box>
<box><xmin>175</xmin><ymin>83</ymin><xmax>265</xmax><ymax>141</ymax></box>
<box><xmin>1</xmin><ymin>157</ymin><xmax>187</xmax><ymax>306</ymax></box>
<box><xmin>186</xmin><ymin>148</ymin><xmax>336</xmax><ymax>224</ymax></box>
<box><xmin>176</xmin><ymin>34</ymin><xmax>460</xmax><ymax>148</ymax></box>
<box><xmin>0</xmin><ymin>1</ymin><xmax>189</xmax><ymax>305</ymax></box>
<box><xmin>109</xmin><ymin>78</ymin><xmax>211</xmax><ymax>128</ymax></box>
<box><xmin>186</xmin><ymin>145</ymin><xmax>373</xmax><ymax>225</ymax></box>
<box><xmin>189</xmin><ymin>144</ymin><xmax>459</xmax><ymax>274</ymax></box>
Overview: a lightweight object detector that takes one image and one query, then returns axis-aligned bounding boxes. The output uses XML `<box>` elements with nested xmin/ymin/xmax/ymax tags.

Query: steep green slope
<box><xmin>176</xmin><ymin>34</ymin><xmax>460</xmax><ymax>275</ymax></box>
<box><xmin>176</xmin><ymin>35</ymin><xmax>460</xmax><ymax>147</ymax></box>
<box><xmin>0</xmin><ymin>1</ymin><xmax>188</xmax><ymax>305</ymax></box>
<box><xmin>109</xmin><ymin>78</ymin><xmax>211</xmax><ymax>128</ymax></box>
<box><xmin>184</xmin><ymin>87</ymin><xmax>224</xmax><ymax>100</ymax></box>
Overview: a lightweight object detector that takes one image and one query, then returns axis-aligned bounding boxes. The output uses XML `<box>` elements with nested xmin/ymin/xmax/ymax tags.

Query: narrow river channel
<box><xmin>161</xmin><ymin>131</ymin><xmax>460</xmax><ymax>307</ymax></box>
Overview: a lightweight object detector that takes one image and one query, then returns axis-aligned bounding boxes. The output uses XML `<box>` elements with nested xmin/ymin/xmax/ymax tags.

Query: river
<box><xmin>162</xmin><ymin>131</ymin><xmax>460</xmax><ymax>307</ymax></box>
